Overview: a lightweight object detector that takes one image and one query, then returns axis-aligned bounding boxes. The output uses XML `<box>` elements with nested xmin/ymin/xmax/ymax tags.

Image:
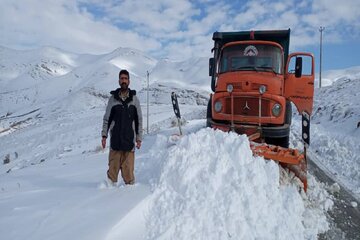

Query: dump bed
<box><xmin>212</xmin><ymin>29</ymin><xmax>290</xmax><ymax>62</ymax></box>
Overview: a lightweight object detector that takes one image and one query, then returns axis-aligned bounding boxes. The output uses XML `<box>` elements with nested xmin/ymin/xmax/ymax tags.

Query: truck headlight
<box><xmin>214</xmin><ymin>101</ymin><xmax>222</xmax><ymax>112</ymax></box>
<box><xmin>259</xmin><ymin>85</ymin><xmax>267</xmax><ymax>94</ymax></box>
<box><xmin>227</xmin><ymin>84</ymin><xmax>234</xmax><ymax>93</ymax></box>
<box><xmin>272</xmin><ymin>104</ymin><xmax>282</xmax><ymax>116</ymax></box>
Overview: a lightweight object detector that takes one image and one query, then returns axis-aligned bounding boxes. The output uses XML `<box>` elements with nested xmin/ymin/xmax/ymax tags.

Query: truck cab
<box><xmin>207</xmin><ymin>29</ymin><xmax>315</xmax><ymax>148</ymax></box>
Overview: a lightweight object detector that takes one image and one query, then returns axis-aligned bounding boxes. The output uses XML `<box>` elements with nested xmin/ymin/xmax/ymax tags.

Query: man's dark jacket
<box><xmin>102</xmin><ymin>88</ymin><xmax>143</xmax><ymax>151</ymax></box>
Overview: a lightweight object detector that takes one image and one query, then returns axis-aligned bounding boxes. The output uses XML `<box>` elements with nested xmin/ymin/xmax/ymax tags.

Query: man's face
<box><xmin>119</xmin><ymin>74</ymin><xmax>129</xmax><ymax>90</ymax></box>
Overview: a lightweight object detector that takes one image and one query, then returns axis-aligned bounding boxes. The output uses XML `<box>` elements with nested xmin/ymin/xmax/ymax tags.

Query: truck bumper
<box><xmin>207</xmin><ymin>118</ymin><xmax>290</xmax><ymax>138</ymax></box>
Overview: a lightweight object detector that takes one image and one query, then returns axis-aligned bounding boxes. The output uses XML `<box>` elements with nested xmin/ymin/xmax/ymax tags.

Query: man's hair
<box><xmin>119</xmin><ymin>69</ymin><xmax>130</xmax><ymax>79</ymax></box>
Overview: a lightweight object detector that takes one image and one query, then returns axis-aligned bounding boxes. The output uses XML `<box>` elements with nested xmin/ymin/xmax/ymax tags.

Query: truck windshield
<box><xmin>219</xmin><ymin>44</ymin><xmax>283</xmax><ymax>74</ymax></box>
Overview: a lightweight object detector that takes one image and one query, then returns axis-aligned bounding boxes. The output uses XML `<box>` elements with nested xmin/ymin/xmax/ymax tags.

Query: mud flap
<box><xmin>302</xmin><ymin>111</ymin><xmax>310</xmax><ymax>147</ymax></box>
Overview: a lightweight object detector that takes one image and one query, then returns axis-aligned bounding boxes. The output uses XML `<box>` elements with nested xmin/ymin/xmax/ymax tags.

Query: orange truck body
<box><xmin>207</xmin><ymin>29</ymin><xmax>315</xmax><ymax>190</ymax></box>
<box><xmin>207</xmin><ymin>29</ymin><xmax>314</xmax><ymax>147</ymax></box>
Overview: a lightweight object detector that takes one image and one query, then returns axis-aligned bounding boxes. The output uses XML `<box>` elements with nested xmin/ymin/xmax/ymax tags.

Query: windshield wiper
<box><xmin>236</xmin><ymin>66</ymin><xmax>259</xmax><ymax>72</ymax></box>
<box><xmin>257</xmin><ymin>66</ymin><xmax>278</xmax><ymax>75</ymax></box>
<box><xmin>234</xmin><ymin>66</ymin><xmax>278</xmax><ymax>74</ymax></box>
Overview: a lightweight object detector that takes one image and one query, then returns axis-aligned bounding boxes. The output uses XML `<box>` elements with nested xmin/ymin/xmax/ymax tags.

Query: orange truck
<box><xmin>207</xmin><ymin>29</ymin><xmax>315</xmax><ymax>190</ymax></box>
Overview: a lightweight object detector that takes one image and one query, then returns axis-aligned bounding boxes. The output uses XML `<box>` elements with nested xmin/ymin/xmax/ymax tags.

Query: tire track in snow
<box><xmin>306</xmin><ymin>151</ymin><xmax>360</xmax><ymax>240</ymax></box>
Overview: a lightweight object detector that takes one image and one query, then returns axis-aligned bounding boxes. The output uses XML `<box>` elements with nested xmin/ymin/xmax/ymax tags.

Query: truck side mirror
<box><xmin>295</xmin><ymin>57</ymin><xmax>302</xmax><ymax>78</ymax></box>
<box><xmin>209</xmin><ymin>58</ymin><xmax>214</xmax><ymax>76</ymax></box>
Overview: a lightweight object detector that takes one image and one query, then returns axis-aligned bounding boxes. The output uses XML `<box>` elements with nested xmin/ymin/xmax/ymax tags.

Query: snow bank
<box><xmin>309</xmin><ymin>76</ymin><xmax>360</xmax><ymax>198</ymax></box>
<box><xmin>145</xmin><ymin>128</ymin><xmax>328</xmax><ymax>240</ymax></box>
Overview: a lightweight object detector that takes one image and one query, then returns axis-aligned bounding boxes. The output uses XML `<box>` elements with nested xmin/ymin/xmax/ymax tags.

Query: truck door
<box><xmin>284</xmin><ymin>53</ymin><xmax>315</xmax><ymax>115</ymax></box>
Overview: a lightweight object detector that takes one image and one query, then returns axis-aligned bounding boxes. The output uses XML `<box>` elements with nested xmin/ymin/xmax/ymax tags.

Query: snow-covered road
<box><xmin>1</xmin><ymin>46</ymin><xmax>359</xmax><ymax>239</ymax></box>
<box><xmin>0</xmin><ymin>106</ymin><xmax>333</xmax><ymax>239</ymax></box>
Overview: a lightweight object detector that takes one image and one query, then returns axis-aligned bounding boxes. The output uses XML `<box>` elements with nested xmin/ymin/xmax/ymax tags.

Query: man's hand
<box><xmin>136</xmin><ymin>140</ymin><xmax>142</xmax><ymax>149</ymax></box>
<box><xmin>101</xmin><ymin>137</ymin><xmax>107</xmax><ymax>149</ymax></box>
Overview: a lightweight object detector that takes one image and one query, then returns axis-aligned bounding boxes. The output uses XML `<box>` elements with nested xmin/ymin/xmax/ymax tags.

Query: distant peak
<box><xmin>109</xmin><ymin>47</ymin><xmax>147</xmax><ymax>56</ymax></box>
<box><xmin>104</xmin><ymin>47</ymin><xmax>157</xmax><ymax>65</ymax></box>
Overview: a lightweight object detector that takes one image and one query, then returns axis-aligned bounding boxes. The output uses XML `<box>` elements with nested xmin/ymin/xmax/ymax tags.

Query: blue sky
<box><xmin>1</xmin><ymin>0</ymin><xmax>359</xmax><ymax>71</ymax></box>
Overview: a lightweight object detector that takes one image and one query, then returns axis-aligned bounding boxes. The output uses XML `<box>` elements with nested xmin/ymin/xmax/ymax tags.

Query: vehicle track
<box><xmin>307</xmin><ymin>151</ymin><xmax>360</xmax><ymax>240</ymax></box>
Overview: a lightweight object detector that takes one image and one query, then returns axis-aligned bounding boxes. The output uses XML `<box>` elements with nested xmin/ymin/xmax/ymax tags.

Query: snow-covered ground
<box><xmin>0</xmin><ymin>46</ymin><xmax>358</xmax><ymax>239</ymax></box>
<box><xmin>292</xmin><ymin>68</ymin><xmax>360</xmax><ymax>200</ymax></box>
<box><xmin>312</xmin><ymin>77</ymin><xmax>360</xmax><ymax>198</ymax></box>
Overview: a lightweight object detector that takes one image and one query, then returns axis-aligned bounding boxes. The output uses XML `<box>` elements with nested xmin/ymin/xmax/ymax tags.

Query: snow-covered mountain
<box><xmin>0</xmin><ymin>46</ymin><xmax>209</xmax><ymax>118</ymax></box>
<box><xmin>318</xmin><ymin>65</ymin><xmax>360</xmax><ymax>87</ymax></box>
<box><xmin>0</xmin><ymin>46</ymin><xmax>359</xmax><ymax>239</ymax></box>
<box><xmin>309</xmin><ymin>75</ymin><xmax>360</xmax><ymax>198</ymax></box>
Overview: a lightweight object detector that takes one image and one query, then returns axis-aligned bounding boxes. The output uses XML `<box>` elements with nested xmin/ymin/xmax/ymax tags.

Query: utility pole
<box><xmin>146</xmin><ymin>71</ymin><xmax>149</xmax><ymax>134</ymax></box>
<box><xmin>319</xmin><ymin>26</ymin><xmax>325</xmax><ymax>88</ymax></box>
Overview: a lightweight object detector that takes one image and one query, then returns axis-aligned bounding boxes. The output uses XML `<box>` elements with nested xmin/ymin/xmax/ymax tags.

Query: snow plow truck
<box><xmin>207</xmin><ymin>29</ymin><xmax>314</xmax><ymax>190</ymax></box>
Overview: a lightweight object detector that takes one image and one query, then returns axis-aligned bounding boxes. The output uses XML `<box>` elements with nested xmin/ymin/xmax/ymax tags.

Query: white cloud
<box><xmin>233</xmin><ymin>1</ymin><xmax>268</xmax><ymax>27</ymax></box>
<box><xmin>99</xmin><ymin>0</ymin><xmax>199</xmax><ymax>33</ymax></box>
<box><xmin>0</xmin><ymin>0</ymin><xmax>359</xmax><ymax>60</ymax></box>
<box><xmin>186</xmin><ymin>3</ymin><xmax>230</xmax><ymax>34</ymax></box>
<box><xmin>0</xmin><ymin>0</ymin><xmax>161</xmax><ymax>54</ymax></box>
<box><xmin>302</xmin><ymin>0</ymin><xmax>360</xmax><ymax>39</ymax></box>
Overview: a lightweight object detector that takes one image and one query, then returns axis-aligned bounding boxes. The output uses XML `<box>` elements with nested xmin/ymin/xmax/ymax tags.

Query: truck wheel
<box><xmin>285</xmin><ymin>101</ymin><xmax>292</xmax><ymax>125</ymax></box>
<box><xmin>206</xmin><ymin>96</ymin><xmax>212</xmax><ymax>128</ymax></box>
<box><xmin>276</xmin><ymin>101</ymin><xmax>292</xmax><ymax>148</ymax></box>
<box><xmin>265</xmin><ymin>136</ymin><xmax>289</xmax><ymax>148</ymax></box>
<box><xmin>265</xmin><ymin>102</ymin><xmax>291</xmax><ymax>148</ymax></box>
<box><xmin>276</xmin><ymin>136</ymin><xmax>289</xmax><ymax>148</ymax></box>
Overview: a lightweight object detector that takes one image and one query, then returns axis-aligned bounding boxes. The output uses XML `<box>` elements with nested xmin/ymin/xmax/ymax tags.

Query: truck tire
<box><xmin>265</xmin><ymin>136</ymin><xmax>289</xmax><ymax>148</ymax></box>
<box><xmin>206</xmin><ymin>96</ymin><xmax>212</xmax><ymax>128</ymax></box>
<box><xmin>275</xmin><ymin>136</ymin><xmax>290</xmax><ymax>148</ymax></box>
<box><xmin>265</xmin><ymin>101</ymin><xmax>292</xmax><ymax>148</ymax></box>
<box><xmin>275</xmin><ymin>101</ymin><xmax>292</xmax><ymax>148</ymax></box>
<box><xmin>285</xmin><ymin>101</ymin><xmax>292</xmax><ymax>125</ymax></box>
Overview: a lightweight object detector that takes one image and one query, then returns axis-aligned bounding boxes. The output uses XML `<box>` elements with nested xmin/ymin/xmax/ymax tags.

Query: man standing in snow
<box><xmin>101</xmin><ymin>69</ymin><xmax>143</xmax><ymax>186</ymax></box>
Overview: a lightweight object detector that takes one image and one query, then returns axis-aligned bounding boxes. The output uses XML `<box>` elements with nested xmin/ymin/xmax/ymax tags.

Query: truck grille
<box><xmin>224</xmin><ymin>97</ymin><xmax>270</xmax><ymax>117</ymax></box>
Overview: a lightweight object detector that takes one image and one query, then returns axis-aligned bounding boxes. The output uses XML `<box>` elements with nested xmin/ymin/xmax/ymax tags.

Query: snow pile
<box><xmin>312</xmin><ymin>77</ymin><xmax>360</xmax><ymax>133</ymax></box>
<box><xmin>309</xmin><ymin>76</ymin><xmax>360</xmax><ymax>198</ymax></box>
<box><xmin>302</xmin><ymin>175</ymin><xmax>333</xmax><ymax>238</ymax></box>
<box><xmin>146</xmin><ymin>128</ymin><xmax>329</xmax><ymax>239</ymax></box>
<box><xmin>291</xmin><ymin>72</ymin><xmax>360</xmax><ymax>199</ymax></box>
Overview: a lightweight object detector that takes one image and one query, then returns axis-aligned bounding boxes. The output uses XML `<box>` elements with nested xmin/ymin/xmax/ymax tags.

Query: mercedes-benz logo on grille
<box><xmin>243</xmin><ymin>101</ymin><xmax>251</xmax><ymax>110</ymax></box>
